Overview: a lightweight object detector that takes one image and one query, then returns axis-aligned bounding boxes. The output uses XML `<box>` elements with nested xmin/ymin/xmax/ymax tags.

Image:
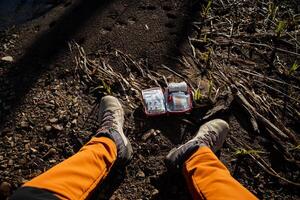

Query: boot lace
<box><xmin>199</xmin><ymin>130</ymin><xmax>218</xmax><ymax>148</ymax></box>
<box><xmin>100</xmin><ymin>110</ymin><xmax>117</xmax><ymax>129</ymax></box>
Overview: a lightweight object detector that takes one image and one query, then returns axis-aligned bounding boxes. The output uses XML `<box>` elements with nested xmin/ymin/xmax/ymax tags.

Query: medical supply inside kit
<box><xmin>142</xmin><ymin>82</ymin><xmax>192</xmax><ymax>116</ymax></box>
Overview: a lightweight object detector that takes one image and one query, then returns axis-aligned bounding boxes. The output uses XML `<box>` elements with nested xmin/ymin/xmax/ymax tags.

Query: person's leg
<box><xmin>11</xmin><ymin>96</ymin><xmax>132</xmax><ymax>200</ymax></box>
<box><xmin>12</xmin><ymin>137</ymin><xmax>117</xmax><ymax>200</ymax></box>
<box><xmin>183</xmin><ymin>146</ymin><xmax>257</xmax><ymax>200</ymax></box>
<box><xmin>166</xmin><ymin>119</ymin><xmax>257</xmax><ymax>200</ymax></box>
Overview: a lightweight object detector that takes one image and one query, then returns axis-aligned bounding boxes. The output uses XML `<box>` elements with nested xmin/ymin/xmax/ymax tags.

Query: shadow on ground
<box><xmin>0</xmin><ymin>0</ymin><xmax>203</xmax><ymax>129</ymax></box>
<box><xmin>1</xmin><ymin>0</ymin><xmax>206</xmax><ymax>199</ymax></box>
<box><xmin>0</xmin><ymin>0</ymin><xmax>115</xmax><ymax>127</ymax></box>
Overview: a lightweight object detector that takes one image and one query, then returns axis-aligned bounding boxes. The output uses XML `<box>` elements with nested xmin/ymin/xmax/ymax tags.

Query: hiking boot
<box><xmin>96</xmin><ymin>96</ymin><xmax>133</xmax><ymax>164</ymax></box>
<box><xmin>165</xmin><ymin>119</ymin><xmax>229</xmax><ymax>170</ymax></box>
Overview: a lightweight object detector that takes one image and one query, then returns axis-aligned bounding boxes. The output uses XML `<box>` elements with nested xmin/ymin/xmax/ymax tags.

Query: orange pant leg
<box><xmin>183</xmin><ymin>146</ymin><xmax>257</xmax><ymax>200</ymax></box>
<box><xmin>24</xmin><ymin>137</ymin><xmax>117</xmax><ymax>200</ymax></box>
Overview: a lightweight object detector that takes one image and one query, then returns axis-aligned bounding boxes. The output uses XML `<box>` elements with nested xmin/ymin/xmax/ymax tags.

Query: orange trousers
<box><xmin>21</xmin><ymin>137</ymin><xmax>257</xmax><ymax>200</ymax></box>
<box><xmin>24</xmin><ymin>137</ymin><xmax>117</xmax><ymax>200</ymax></box>
<box><xmin>183</xmin><ymin>147</ymin><xmax>257</xmax><ymax>199</ymax></box>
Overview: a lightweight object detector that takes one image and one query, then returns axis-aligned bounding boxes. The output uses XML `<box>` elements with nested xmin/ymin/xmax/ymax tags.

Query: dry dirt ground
<box><xmin>0</xmin><ymin>0</ymin><xmax>299</xmax><ymax>199</ymax></box>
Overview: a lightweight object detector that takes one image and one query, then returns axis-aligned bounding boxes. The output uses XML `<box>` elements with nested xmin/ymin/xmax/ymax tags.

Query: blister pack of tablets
<box><xmin>142</xmin><ymin>88</ymin><xmax>166</xmax><ymax>115</ymax></box>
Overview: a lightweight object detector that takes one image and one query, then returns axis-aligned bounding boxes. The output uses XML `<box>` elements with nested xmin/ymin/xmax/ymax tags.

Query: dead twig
<box><xmin>232</xmin><ymin>85</ymin><xmax>296</xmax><ymax>142</ymax></box>
<box><xmin>231</xmin><ymin>136</ymin><xmax>300</xmax><ymax>187</ymax></box>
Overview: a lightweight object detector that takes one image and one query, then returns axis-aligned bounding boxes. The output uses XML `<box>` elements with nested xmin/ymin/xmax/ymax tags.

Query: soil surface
<box><xmin>0</xmin><ymin>0</ymin><xmax>62</xmax><ymax>31</ymax></box>
<box><xmin>0</xmin><ymin>0</ymin><xmax>299</xmax><ymax>199</ymax></box>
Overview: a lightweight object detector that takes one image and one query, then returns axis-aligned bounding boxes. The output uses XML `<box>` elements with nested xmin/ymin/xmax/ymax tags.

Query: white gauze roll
<box><xmin>168</xmin><ymin>82</ymin><xmax>188</xmax><ymax>92</ymax></box>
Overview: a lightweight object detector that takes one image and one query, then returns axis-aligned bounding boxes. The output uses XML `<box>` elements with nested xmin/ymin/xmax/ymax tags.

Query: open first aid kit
<box><xmin>142</xmin><ymin>82</ymin><xmax>192</xmax><ymax>116</ymax></box>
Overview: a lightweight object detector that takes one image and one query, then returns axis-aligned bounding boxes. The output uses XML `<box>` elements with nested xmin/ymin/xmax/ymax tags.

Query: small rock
<box><xmin>8</xmin><ymin>159</ymin><xmax>13</xmax><ymax>166</ymax></box>
<box><xmin>1</xmin><ymin>56</ymin><xmax>13</xmax><ymax>62</ymax></box>
<box><xmin>0</xmin><ymin>182</ymin><xmax>11</xmax><ymax>197</ymax></box>
<box><xmin>43</xmin><ymin>148</ymin><xmax>57</xmax><ymax>158</ymax></box>
<box><xmin>72</xmin><ymin>113</ymin><xmax>79</xmax><ymax>118</ymax></box>
<box><xmin>151</xmin><ymin>189</ymin><xmax>159</xmax><ymax>196</ymax></box>
<box><xmin>49</xmin><ymin>159</ymin><xmax>56</xmax><ymax>163</ymax></box>
<box><xmin>66</xmin><ymin>122</ymin><xmax>71</xmax><ymax>128</ymax></box>
<box><xmin>1</xmin><ymin>164</ymin><xmax>8</xmax><ymax>168</ymax></box>
<box><xmin>3</xmin><ymin>44</ymin><xmax>8</xmax><ymax>50</ymax></box>
<box><xmin>20</xmin><ymin>121</ymin><xmax>29</xmax><ymax>128</ymax></box>
<box><xmin>43</xmin><ymin>103</ymin><xmax>55</xmax><ymax>109</ymax></box>
<box><xmin>25</xmin><ymin>143</ymin><xmax>30</xmax><ymax>150</ymax></box>
<box><xmin>30</xmin><ymin>147</ymin><xmax>38</xmax><ymax>153</ymax></box>
<box><xmin>71</xmin><ymin>119</ymin><xmax>77</xmax><ymax>125</ymax></box>
<box><xmin>44</xmin><ymin>125</ymin><xmax>52</xmax><ymax>132</ymax></box>
<box><xmin>0</xmin><ymin>155</ymin><xmax>3</xmax><ymax>160</ymax></box>
<box><xmin>142</xmin><ymin>129</ymin><xmax>156</xmax><ymax>141</ymax></box>
<box><xmin>49</xmin><ymin>118</ymin><xmax>58</xmax><ymax>123</ymax></box>
<box><xmin>48</xmin><ymin>148</ymin><xmax>57</xmax><ymax>155</ymax></box>
<box><xmin>52</xmin><ymin>124</ymin><xmax>63</xmax><ymax>131</ymax></box>
<box><xmin>136</xmin><ymin>170</ymin><xmax>145</xmax><ymax>178</ymax></box>
<box><xmin>138</xmin><ymin>154</ymin><xmax>145</xmax><ymax>161</ymax></box>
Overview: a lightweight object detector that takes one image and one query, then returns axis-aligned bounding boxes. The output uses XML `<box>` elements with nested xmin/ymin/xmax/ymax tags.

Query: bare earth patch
<box><xmin>0</xmin><ymin>0</ymin><xmax>299</xmax><ymax>199</ymax></box>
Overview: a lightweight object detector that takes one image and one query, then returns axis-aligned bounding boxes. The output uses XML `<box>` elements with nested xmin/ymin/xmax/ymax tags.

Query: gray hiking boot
<box><xmin>165</xmin><ymin>119</ymin><xmax>229</xmax><ymax>170</ymax></box>
<box><xmin>96</xmin><ymin>96</ymin><xmax>133</xmax><ymax>164</ymax></box>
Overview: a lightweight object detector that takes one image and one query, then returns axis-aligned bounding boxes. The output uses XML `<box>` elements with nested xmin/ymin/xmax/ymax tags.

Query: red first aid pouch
<box><xmin>142</xmin><ymin>82</ymin><xmax>192</xmax><ymax>116</ymax></box>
